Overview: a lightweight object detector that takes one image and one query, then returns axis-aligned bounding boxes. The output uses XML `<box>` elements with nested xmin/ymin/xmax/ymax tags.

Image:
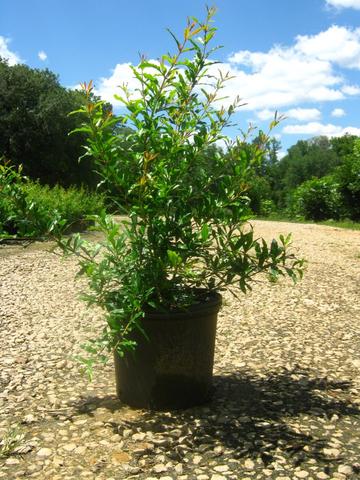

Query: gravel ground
<box><xmin>1</xmin><ymin>220</ymin><xmax>360</xmax><ymax>480</ymax></box>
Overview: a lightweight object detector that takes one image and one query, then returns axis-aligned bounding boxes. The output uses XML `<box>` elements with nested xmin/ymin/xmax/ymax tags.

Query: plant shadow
<box><xmin>71</xmin><ymin>366</ymin><xmax>360</xmax><ymax>472</ymax></box>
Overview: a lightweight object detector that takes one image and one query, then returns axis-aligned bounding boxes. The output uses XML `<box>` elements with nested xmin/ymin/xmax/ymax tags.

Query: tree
<box><xmin>274</xmin><ymin>136</ymin><xmax>342</xmax><ymax>208</ymax></box>
<box><xmin>251</xmin><ymin>132</ymin><xmax>281</xmax><ymax>176</ymax></box>
<box><xmin>245</xmin><ymin>132</ymin><xmax>282</xmax><ymax>211</ymax></box>
<box><xmin>330</xmin><ymin>134</ymin><xmax>358</xmax><ymax>159</ymax></box>
<box><xmin>289</xmin><ymin>176</ymin><xmax>343</xmax><ymax>221</ymax></box>
<box><xmin>281</xmin><ymin>136</ymin><xmax>340</xmax><ymax>189</ymax></box>
<box><xmin>246</xmin><ymin>175</ymin><xmax>273</xmax><ymax>215</ymax></box>
<box><xmin>0</xmin><ymin>58</ymin><xmax>99</xmax><ymax>187</ymax></box>
<box><xmin>334</xmin><ymin>138</ymin><xmax>360</xmax><ymax>220</ymax></box>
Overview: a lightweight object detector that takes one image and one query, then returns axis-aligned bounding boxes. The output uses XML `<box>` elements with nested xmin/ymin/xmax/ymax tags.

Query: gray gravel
<box><xmin>1</xmin><ymin>220</ymin><xmax>360</xmax><ymax>480</ymax></box>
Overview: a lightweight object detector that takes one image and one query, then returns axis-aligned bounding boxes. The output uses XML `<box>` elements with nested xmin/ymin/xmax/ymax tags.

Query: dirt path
<box><xmin>1</xmin><ymin>221</ymin><xmax>360</xmax><ymax>479</ymax></box>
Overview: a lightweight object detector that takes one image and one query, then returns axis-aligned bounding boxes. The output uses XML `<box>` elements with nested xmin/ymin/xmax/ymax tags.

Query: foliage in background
<box><xmin>0</xmin><ymin>56</ymin><xmax>359</xmax><ymax>224</ymax></box>
<box><xmin>282</xmin><ymin>135</ymin><xmax>360</xmax><ymax>222</ymax></box>
<box><xmin>0</xmin><ymin>162</ymin><xmax>104</xmax><ymax>237</ymax></box>
<box><xmin>246</xmin><ymin>174</ymin><xmax>273</xmax><ymax>216</ymax></box>
<box><xmin>0</xmin><ymin>162</ymin><xmax>25</xmax><ymax>234</ymax></box>
<box><xmin>249</xmin><ymin>133</ymin><xmax>360</xmax><ymax>223</ymax></box>
<box><xmin>288</xmin><ymin>176</ymin><xmax>343</xmax><ymax>221</ymax></box>
<box><xmin>0</xmin><ymin>58</ymin><xmax>101</xmax><ymax>188</ymax></box>
<box><xmin>278</xmin><ymin>136</ymin><xmax>340</xmax><ymax>195</ymax></box>
<box><xmin>334</xmin><ymin>138</ymin><xmax>360</xmax><ymax>221</ymax></box>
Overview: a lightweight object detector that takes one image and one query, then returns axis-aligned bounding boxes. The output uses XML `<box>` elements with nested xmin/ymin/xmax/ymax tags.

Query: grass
<box><xmin>0</xmin><ymin>424</ymin><xmax>25</xmax><ymax>458</ymax></box>
<box><xmin>318</xmin><ymin>219</ymin><xmax>360</xmax><ymax>230</ymax></box>
<box><xmin>255</xmin><ymin>214</ymin><xmax>360</xmax><ymax>231</ymax></box>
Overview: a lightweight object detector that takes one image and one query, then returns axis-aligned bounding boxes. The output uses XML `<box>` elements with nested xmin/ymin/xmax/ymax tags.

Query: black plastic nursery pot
<box><xmin>114</xmin><ymin>292</ymin><xmax>222</xmax><ymax>410</ymax></box>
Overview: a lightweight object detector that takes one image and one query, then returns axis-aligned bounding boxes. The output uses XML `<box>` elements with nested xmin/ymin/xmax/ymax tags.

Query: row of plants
<box><xmin>245</xmin><ymin>134</ymin><xmax>360</xmax><ymax>224</ymax></box>
<box><xmin>0</xmin><ymin>162</ymin><xmax>104</xmax><ymax>238</ymax></box>
<box><xmin>287</xmin><ymin>139</ymin><xmax>360</xmax><ymax>222</ymax></box>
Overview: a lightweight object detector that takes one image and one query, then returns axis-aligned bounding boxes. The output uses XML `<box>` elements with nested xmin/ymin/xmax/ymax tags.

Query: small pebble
<box><xmin>37</xmin><ymin>447</ymin><xmax>52</xmax><ymax>457</ymax></box>
<box><xmin>337</xmin><ymin>465</ymin><xmax>353</xmax><ymax>476</ymax></box>
<box><xmin>214</xmin><ymin>465</ymin><xmax>229</xmax><ymax>473</ymax></box>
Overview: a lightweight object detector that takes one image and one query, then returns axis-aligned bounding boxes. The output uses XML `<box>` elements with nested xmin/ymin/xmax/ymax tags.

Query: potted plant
<box><xmin>59</xmin><ymin>8</ymin><xmax>304</xmax><ymax>409</ymax></box>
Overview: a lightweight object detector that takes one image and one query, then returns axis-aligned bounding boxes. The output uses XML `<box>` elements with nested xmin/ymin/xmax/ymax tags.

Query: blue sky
<box><xmin>1</xmin><ymin>0</ymin><xmax>360</xmax><ymax>155</ymax></box>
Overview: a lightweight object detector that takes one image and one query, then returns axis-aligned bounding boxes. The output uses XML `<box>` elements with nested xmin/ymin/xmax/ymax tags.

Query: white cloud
<box><xmin>283</xmin><ymin>122</ymin><xmax>340</xmax><ymax>135</ymax></box>
<box><xmin>283</xmin><ymin>121</ymin><xmax>360</xmax><ymax>137</ymax></box>
<box><xmin>295</xmin><ymin>26</ymin><xmax>360</xmax><ymax>69</ymax></box>
<box><xmin>287</xmin><ymin>108</ymin><xmax>322</xmax><ymax>121</ymax></box>
<box><xmin>225</xmin><ymin>25</ymin><xmax>360</xmax><ymax>110</ymax></box>
<box><xmin>256</xmin><ymin>109</ymin><xmax>280</xmax><ymax>121</ymax></box>
<box><xmin>257</xmin><ymin>108</ymin><xmax>321</xmax><ymax>122</ymax></box>
<box><xmin>96</xmin><ymin>25</ymin><xmax>360</xmax><ymax>118</ymax></box>
<box><xmin>38</xmin><ymin>50</ymin><xmax>47</xmax><ymax>61</ymax></box>
<box><xmin>331</xmin><ymin>108</ymin><xmax>346</xmax><ymax>117</ymax></box>
<box><xmin>214</xmin><ymin>138</ymin><xmax>228</xmax><ymax>151</ymax></box>
<box><xmin>96</xmin><ymin>62</ymin><xmax>141</xmax><ymax>107</ymax></box>
<box><xmin>223</xmin><ymin>48</ymin><xmax>343</xmax><ymax>111</ymax></box>
<box><xmin>326</xmin><ymin>0</ymin><xmax>360</xmax><ymax>9</ymax></box>
<box><xmin>0</xmin><ymin>36</ymin><xmax>21</xmax><ymax>65</ymax></box>
<box><xmin>342</xmin><ymin>84</ymin><xmax>360</xmax><ymax>95</ymax></box>
<box><xmin>340</xmin><ymin>126</ymin><xmax>360</xmax><ymax>135</ymax></box>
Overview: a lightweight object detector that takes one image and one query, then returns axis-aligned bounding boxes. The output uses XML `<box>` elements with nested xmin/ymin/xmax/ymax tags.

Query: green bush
<box><xmin>334</xmin><ymin>138</ymin><xmax>360</xmax><ymax>221</ymax></box>
<box><xmin>0</xmin><ymin>162</ymin><xmax>104</xmax><ymax>237</ymax></box>
<box><xmin>0</xmin><ymin>163</ymin><xmax>27</xmax><ymax>234</ymax></box>
<box><xmin>246</xmin><ymin>175</ymin><xmax>273</xmax><ymax>215</ymax></box>
<box><xmin>259</xmin><ymin>199</ymin><xmax>276</xmax><ymax>217</ymax></box>
<box><xmin>23</xmin><ymin>183</ymin><xmax>104</xmax><ymax>232</ymax></box>
<box><xmin>289</xmin><ymin>176</ymin><xmax>343</xmax><ymax>221</ymax></box>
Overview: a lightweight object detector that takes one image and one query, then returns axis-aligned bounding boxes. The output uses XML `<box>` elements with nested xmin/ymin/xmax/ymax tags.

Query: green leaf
<box><xmin>167</xmin><ymin>249</ymin><xmax>182</xmax><ymax>267</ymax></box>
<box><xmin>201</xmin><ymin>223</ymin><xmax>209</xmax><ymax>241</ymax></box>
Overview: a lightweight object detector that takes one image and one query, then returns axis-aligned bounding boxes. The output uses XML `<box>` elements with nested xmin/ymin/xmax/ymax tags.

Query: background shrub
<box><xmin>289</xmin><ymin>176</ymin><xmax>343</xmax><ymax>221</ymax></box>
<box><xmin>259</xmin><ymin>199</ymin><xmax>276</xmax><ymax>217</ymax></box>
<box><xmin>334</xmin><ymin>138</ymin><xmax>360</xmax><ymax>221</ymax></box>
<box><xmin>246</xmin><ymin>175</ymin><xmax>273</xmax><ymax>215</ymax></box>
<box><xmin>0</xmin><ymin>163</ymin><xmax>27</xmax><ymax>234</ymax></box>
<box><xmin>0</xmin><ymin>163</ymin><xmax>104</xmax><ymax>237</ymax></box>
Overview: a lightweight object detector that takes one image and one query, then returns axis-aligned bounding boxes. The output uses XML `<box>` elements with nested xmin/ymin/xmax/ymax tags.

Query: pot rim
<box><xmin>143</xmin><ymin>290</ymin><xmax>222</xmax><ymax>320</ymax></box>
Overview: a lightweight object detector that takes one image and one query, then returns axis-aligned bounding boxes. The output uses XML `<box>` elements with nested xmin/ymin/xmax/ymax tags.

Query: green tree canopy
<box><xmin>334</xmin><ymin>138</ymin><xmax>360</xmax><ymax>220</ymax></box>
<box><xmin>278</xmin><ymin>136</ymin><xmax>341</xmax><ymax>192</ymax></box>
<box><xmin>330</xmin><ymin>134</ymin><xmax>358</xmax><ymax>159</ymax></box>
<box><xmin>0</xmin><ymin>58</ymin><xmax>99</xmax><ymax>187</ymax></box>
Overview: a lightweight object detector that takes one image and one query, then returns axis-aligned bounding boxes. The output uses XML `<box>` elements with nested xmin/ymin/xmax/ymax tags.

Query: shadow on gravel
<box><xmin>72</xmin><ymin>394</ymin><xmax>122</xmax><ymax>415</ymax></box>
<box><xmin>72</xmin><ymin>366</ymin><xmax>360</xmax><ymax>472</ymax></box>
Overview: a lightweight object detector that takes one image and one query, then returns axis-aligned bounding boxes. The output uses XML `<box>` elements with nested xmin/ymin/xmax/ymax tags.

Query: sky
<box><xmin>1</xmin><ymin>0</ymin><xmax>360</xmax><ymax>156</ymax></box>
